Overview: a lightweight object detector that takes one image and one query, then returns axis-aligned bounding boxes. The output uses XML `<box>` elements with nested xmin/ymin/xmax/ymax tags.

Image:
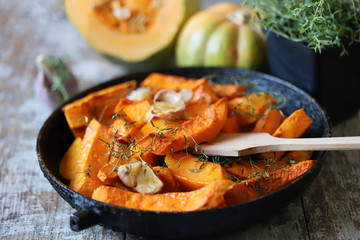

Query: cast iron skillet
<box><xmin>37</xmin><ymin>67</ymin><xmax>330</xmax><ymax>239</ymax></box>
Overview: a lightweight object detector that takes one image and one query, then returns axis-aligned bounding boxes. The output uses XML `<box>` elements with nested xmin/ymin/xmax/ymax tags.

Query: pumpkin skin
<box><xmin>176</xmin><ymin>2</ymin><xmax>268</xmax><ymax>72</ymax></box>
<box><xmin>64</xmin><ymin>0</ymin><xmax>201</xmax><ymax>70</ymax></box>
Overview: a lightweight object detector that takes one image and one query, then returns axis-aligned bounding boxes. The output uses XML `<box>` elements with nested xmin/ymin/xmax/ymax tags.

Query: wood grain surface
<box><xmin>0</xmin><ymin>1</ymin><xmax>359</xmax><ymax>239</ymax></box>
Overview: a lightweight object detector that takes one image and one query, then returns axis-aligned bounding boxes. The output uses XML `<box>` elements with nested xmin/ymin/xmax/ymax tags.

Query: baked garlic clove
<box><xmin>134</xmin><ymin>163</ymin><xmax>163</xmax><ymax>194</ymax></box>
<box><xmin>117</xmin><ymin>160</ymin><xmax>163</xmax><ymax>194</ymax></box>
<box><xmin>117</xmin><ymin>160</ymin><xmax>142</xmax><ymax>188</ymax></box>
<box><xmin>179</xmin><ymin>89</ymin><xmax>193</xmax><ymax>105</ymax></box>
<box><xmin>127</xmin><ymin>87</ymin><xmax>153</xmax><ymax>101</ymax></box>
<box><xmin>152</xmin><ymin>89</ymin><xmax>186</xmax><ymax>117</ymax></box>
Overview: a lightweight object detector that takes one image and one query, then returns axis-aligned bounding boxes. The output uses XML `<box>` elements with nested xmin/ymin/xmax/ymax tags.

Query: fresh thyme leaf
<box><xmin>211</xmin><ymin>155</ymin><xmax>233</xmax><ymax>168</ymax></box>
<box><xmin>170</xmin><ymin>147</ymin><xmax>175</xmax><ymax>158</ymax></box>
<box><xmin>189</xmin><ymin>162</ymin><xmax>205</xmax><ymax>173</ymax></box>
<box><xmin>279</xmin><ymin>109</ymin><xmax>286</xmax><ymax>118</ymax></box>
<box><xmin>109</xmin><ymin>163</ymin><xmax>119</xmax><ymax>174</ymax></box>
<box><xmin>98</xmin><ymin>104</ymin><xmax>109</xmax><ymax>122</ymax></box>
<box><xmin>124</xmin><ymin>121</ymin><xmax>136</xmax><ymax>127</ymax></box>
<box><xmin>76</xmin><ymin>164</ymin><xmax>92</xmax><ymax>177</ymax></box>
<box><xmin>243</xmin><ymin>0</ymin><xmax>360</xmax><ymax>55</ymax></box>
<box><xmin>193</xmin><ymin>143</ymin><xmax>199</xmax><ymax>153</ymax></box>
<box><xmin>228</xmin><ymin>175</ymin><xmax>242</xmax><ymax>183</ymax></box>
<box><xmin>86</xmin><ymin>165</ymin><xmax>92</xmax><ymax>177</ymax></box>
<box><xmin>77</xmin><ymin>115</ymin><xmax>89</xmax><ymax>125</ymax></box>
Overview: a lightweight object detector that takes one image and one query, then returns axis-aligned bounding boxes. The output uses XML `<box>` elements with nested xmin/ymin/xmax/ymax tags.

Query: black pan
<box><xmin>36</xmin><ymin>67</ymin><xmax>330</xmax><ymax>239</ymax></box>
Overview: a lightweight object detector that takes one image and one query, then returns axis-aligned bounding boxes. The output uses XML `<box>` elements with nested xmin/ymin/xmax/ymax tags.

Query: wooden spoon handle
<box><xmin>196</xmin><ymin>133</ymin><xmax>360</xmax><ymax>157</ymax></box>
<box><xmin>272</xmin><ymin>136</ymin><xmax>360</xmax><ymax>152</ymax></box>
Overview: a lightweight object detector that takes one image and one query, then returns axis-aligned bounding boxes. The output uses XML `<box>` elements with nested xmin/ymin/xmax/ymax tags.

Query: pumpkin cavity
<box><xmin>93</xmin><ymin>0</ymin><xmax>161</xmax><ymax>34</ymax></box>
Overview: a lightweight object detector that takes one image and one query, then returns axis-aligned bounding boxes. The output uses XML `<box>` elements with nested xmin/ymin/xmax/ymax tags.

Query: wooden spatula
<box><xmin>194</xmin><ymin>133</ymin><xmax>360</xmax><ymax>157</ymax></box>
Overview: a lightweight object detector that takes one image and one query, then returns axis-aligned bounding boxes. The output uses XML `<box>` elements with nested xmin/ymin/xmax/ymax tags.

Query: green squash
<box><xmin>176</xmin><ymin>2</ymin><xmax>268</xmax><ymax>72</ymax></box>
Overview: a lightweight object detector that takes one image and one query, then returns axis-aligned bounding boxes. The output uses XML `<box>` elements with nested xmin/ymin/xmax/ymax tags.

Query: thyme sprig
<box><xmin>76</xmin><ymin>164</ymin><xmax>92</xmax><ymax>178</ymax></box>
<box><xmin>244</xmin><ymin>0</ymin><xmax>360</xmax><ymax>55</ymax></box>
<box><xmin>48</xmin><ymin>56</ymin><xmax>72</xmax><ymax>101</ymax></box>
<box><xmin>37</xmin><ymin>55</ymin><xmax>73</xmax><ymax>101</ymax></box>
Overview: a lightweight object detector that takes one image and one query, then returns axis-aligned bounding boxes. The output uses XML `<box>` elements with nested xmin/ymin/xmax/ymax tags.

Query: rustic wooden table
<box><xmin>1</xmin><ymin>1</ymin><xmax>359</xmax><ymax>239</ymax></box>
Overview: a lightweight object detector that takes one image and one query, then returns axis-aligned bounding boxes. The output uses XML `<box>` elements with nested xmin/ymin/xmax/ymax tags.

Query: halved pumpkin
<box><xmin>64</xmin><ymin>0</ymin><xmax>200</xmax><ymax>70</ymax></box>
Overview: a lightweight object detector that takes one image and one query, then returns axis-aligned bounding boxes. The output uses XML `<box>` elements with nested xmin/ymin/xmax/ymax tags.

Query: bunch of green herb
<box><xmin>243</xmin><ymin>0</ymin><xmax>360</xmax><ymax>55</ymax></box>
<box><xmin>35</xmin><ymin>54</ymin><xmax>77</xmax><ymax>107</ymax></box>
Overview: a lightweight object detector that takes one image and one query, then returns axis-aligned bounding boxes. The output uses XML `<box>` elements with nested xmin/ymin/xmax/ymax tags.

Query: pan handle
<box><xmin>70</xmin><ymin>208</ymin><xmax>100</xmax><ymax>231</ymax></box>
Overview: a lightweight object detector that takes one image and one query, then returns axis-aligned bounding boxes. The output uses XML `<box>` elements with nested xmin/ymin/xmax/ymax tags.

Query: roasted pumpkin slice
<box><xmin>138</xmin><ymin>97</ymin><xmax>228</xmax><ymax>155</ymax></box>
<box><xmin>64</xmin><ymin>0</ymin><xmax>200</xmax><ymax>69</ymax></box>
<box><xmin>69</xmin><ymin>119</ymin><xmax>110</xmax><ymax>198</ymax></box>
<box><xmin>165</xmin><ymin>152</ymin><xmax>230</xmax><ymax>191</ymax></box>
<box><xmin>92</xmin><ymin>179</ymin><xmax>234</xmax><ymax>211</ymax></box>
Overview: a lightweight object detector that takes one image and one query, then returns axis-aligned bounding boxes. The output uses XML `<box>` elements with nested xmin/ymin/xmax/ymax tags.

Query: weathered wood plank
<box><xmin>0</xmin><ymin>2</ymin><xmax>124</xmax><ymax>240</ymax></box>
<box><xmin>302</xmin><ymin>115</ymin><xmax>360</xmax><ymax>239</ymax></box>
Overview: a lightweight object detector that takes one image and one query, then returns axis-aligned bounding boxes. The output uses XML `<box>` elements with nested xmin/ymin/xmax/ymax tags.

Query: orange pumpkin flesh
<box><xmin>64</xmin><ymin>0</ymin><xmax>200</xmax><ymax>69</ymax></box>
